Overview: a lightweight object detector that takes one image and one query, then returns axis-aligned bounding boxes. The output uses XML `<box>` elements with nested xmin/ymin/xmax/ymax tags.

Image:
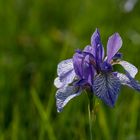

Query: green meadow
<box><xmin>0</xmin><ymin>0</ymin><xmax>140</xmax><ymax>139</ymax></box>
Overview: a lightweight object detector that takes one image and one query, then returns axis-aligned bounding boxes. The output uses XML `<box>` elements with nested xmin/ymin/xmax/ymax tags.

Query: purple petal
<box><xmin>84</xmin><ymin>45</ymin><xmax>94</xmax><ymax>56</ymax></box>
<box><xmin>93</xmin><ymin>73</ymin><xmax>121</xmax><ymax>107</ymax></box>
<box><xmin>83</xmin><ymin>55</ymin><xmax>95</xmax><ymax>84</ymax></box>
<box><xmin>56</xmin><ymin>85</ymin><xmax>81</xmax><ymax>112</ymax></box>
<box><xmin>73</xmin><ymin>52</ymin><xmax>95</xmax><ymax>85</ymax></box>
<box><xmin>118</xmin><ymin>60</ymin><xmax>138</xmax><ymax>78</ymax></box>
<box><xmin>125</xmin><ymin>71</ymin><xmax>140</xmax><ymax>92</ymax></box>
<box><xmin>115</xmin><ymin>72</ymin><xmax>140</xmax><ymax>92</ymax></box>
<box><xmin>91</xmin><ymin>28</ymin><xmax>101</xmax><ymax>48</ymax></box>
<box><xmin>100</xmin><ymin>61</ymin><xmax>113</xmax><ymax>72</ymax></box>
<box><xmin>91</xmin><ymin>28</ymin><xmax>104</xmax><ymax>64</ymax></box>
<box><xmin>74</xmin><ymin>79</ymin><xmax>88</xmax><ymax>87</ymax></box>
<box><xmin>73</xmin><ymin>53</ymin><xmax>83</xmax><ymax>78</ymax></box>
<box><xmin>107</xmin><ymin>33</ymin><xmax>122</xmax><ymax>62</ymax></box>
<box><xmin>88</xmin><ymin>65</ymin><xmax>95</xmax><ymax>85</ymax></box>
<box><xmin>83</xmin><ymin>55</ymin><xmax>91</xmax><ymax>78</ymax></box>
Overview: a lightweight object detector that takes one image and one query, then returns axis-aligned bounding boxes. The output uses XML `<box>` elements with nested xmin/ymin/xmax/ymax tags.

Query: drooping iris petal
<box><xmin>56</xmin><ymin>59</ymin><xmax>76</xmax><ymax>87</ymax></box>
<box><xmin>57</xmin><ymin>59</ymin><xmax>73</xmax><ymax>76</ymax></box>
<box><xmin>115</xmin><ymin>72</ymin><xmax>136</xmax><ymax>91</ymax></box>
<box><xmin>91</xmin><ymin>28</ymin><xmax>104</xmax><ymax>64</ymax></box>
<box><xmin>93</xmin><ymin>73</ymin><xmax>121</xmax><ymax>107</ymax></box>
<box><xmin>118</xmin><ymin>60</ymin><xmax>138</xmax><ymax>78</ymax></box>
<box><xmin>107</xmin><ymin>33</ymin><xmax>122</xmax><ymax>62</ymax></box>
<box><xmin>125</xmin><ymin>71</ymin><xmax>140</xmax><ymax>92</ymax></box>
<box><xmin>56</xmin><ymin>85</ymin><xmax>81</xmax><ymax>112</ymax></box>
<box><xmin>115</xmin><ymin>72</ymin><xmax>140</xmax><ymax>92</ymax></box>
<box><xmin>54</xmin><ymin>70</ymin><xmax>76</xmax><ymax>88</ymax></box>
<box><xmin>74</xmin><ymin>79</ymin><xmax>88</xmax><ymax>86</ymax></box>
<box><xmin>115</xmin><ymin>72</ymin><xmax>130</xmax><ymax>86</ymax></box>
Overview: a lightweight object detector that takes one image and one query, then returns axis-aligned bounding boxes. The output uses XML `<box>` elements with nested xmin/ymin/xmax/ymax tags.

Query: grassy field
<box><xmin>0</xmin><ymin>0</ymin><xmax>140</xmax><ymax>139</ymax></box>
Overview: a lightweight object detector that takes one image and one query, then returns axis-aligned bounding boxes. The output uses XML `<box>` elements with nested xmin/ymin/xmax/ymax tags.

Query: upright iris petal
<box><xmin>107</xmin><ymin>33</ymin><xmax>122</xmax><ymax>63</ymax></box>
<box><xmin>73</xmin><ymin>51</ymin><xmax>94</xmax><ymax>85</ymax></box>
<box><xmin>91</xmin><ymin>28</ymin><xmax>104</xmax><ymax>65</ymax></box>
<box><xmin>73</xmin><ymin>52</ymin><xmax>83</xmax><ymax>79</ymax></box>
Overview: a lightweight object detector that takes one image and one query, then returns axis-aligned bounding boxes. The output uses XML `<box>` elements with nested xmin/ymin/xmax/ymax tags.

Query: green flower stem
<box><xmin>87</xmin><ymin>91</ymin><xmax>96</xmax><ymax>140</ymax></box>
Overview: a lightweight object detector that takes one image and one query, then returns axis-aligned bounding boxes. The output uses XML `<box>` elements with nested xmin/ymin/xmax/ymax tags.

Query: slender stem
<box><xmin>87</xmin><ymin>91</ymin><xmax>96</xmax><ymax>140</ymax></box>
<box><xmin>88</xmin><ymin>104</ymin><xmax>93</xmax><ymax>140</ymax></box>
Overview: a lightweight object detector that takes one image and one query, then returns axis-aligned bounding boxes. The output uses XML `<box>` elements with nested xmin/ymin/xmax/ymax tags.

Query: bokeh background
<box><xmin>0</xmin><ymin>0</ymin><xmax>140</xmax><ymax>139</ymax></box>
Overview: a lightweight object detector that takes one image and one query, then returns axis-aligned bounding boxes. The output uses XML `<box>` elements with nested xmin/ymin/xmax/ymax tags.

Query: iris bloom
<box><xmin>54</xmin><ymin>28</ymin><xmax>140</xmax><ymax>112</ymax></box>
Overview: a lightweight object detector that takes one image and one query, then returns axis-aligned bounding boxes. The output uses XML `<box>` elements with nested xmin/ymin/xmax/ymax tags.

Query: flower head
<box><xmin>54</xmin><ymin>28</ymin><xmax>140</xmax><ymax>112</ymax></box>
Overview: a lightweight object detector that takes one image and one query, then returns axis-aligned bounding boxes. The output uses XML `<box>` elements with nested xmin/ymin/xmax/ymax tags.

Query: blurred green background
<box><xmin>0</xmin><ymin>0</ymin><xmax>140</xmax><ymax>139</ymax></box>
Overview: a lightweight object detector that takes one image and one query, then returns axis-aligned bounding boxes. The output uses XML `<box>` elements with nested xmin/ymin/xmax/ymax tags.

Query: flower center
<box><xmin>100</xmin><ymin>61</ymin><xmax>113</xmax><ymax>72</ymax></box>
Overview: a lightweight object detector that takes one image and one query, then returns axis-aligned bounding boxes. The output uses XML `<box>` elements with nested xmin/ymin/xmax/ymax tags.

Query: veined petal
<box><xmin>73</xmin><ymin>53</ymin><xmax>83</xmax><ymax>78</ymax></box>
<box><xmin>83</xmin><ymin>55</ymin><xmax>91</xmax><ymax>79</ymax></box>
<box><xmin>118</xmin><ymin>60</ymin><xmax>138</xmax><ymax>78</ymax></box>
<box><xmin>125</xmin><ymin>71</ymin><xmax>140</xmax><ymax>92</ymax></box>
<box><xmin>115</xmin><ymin>72</ymin><xmax>130</xmax><ymax>85</ymax></box>
<box><xmin>57</xmin><ymin>59</ymin><xmax>74</xmax><ymax>77</ymax></box>
<box><xmin>56</xmin><ymin>85</ymin><xmax>81</xmax><ymax>112</ymax></box>
<box><xmin>54</xmin><ymin>69</ymin><xmax>76</xmax><ymax>88</ymax></box>
<box><xmin>115</xmin><ymin>72</ymin><xmax>140</xmax><ymax>92</ymax></box>
<box><xmin>107</xmin><ymin>33</ymin><xmax>122</xmax><ymax>62</ymax></box>
<box><xmin>91</xmin><ymin>28</ymin><xmax>104</xmax><ymax>64</ymax></box>
<box><xmin>93</xmin><ymin>73</ymin><xmax>121</xmax><ymax>107</ymax></box>
<box><xmin>56</xmin><ymin>59</ymin><xmax>76</xmax><ymax>87</ymax></box>
<box><xmin>73</xmin><ymin>51</ymin><xmax>95</xmax><ymax>85</ymax></box>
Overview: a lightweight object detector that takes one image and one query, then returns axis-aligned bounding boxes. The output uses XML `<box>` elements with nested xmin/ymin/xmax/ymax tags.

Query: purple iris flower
<box><xmin>54</xmin><ymin>28</ymin><xmax>140</xmax><ymax>112</ymax></box>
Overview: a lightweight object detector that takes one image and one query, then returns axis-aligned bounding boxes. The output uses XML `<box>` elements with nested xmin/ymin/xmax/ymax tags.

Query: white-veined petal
<box><xmin>116</xmin><ymin>73</ymin><xmax>130</xmax><ymax>85</ymax></box>
<box><xmin>118</xmin><ymin>60</ymin><xmax>138</xmax><ymax>78</ymax></box>
<box><xmin>56</xmin><ymin>86</ymin><xmax>81</xmax><ymax>112</ymax></box>
<box><xmin>55</xmin><ymin>59</ymin><xmax>76</xmax><ymax>87</ymax></box>
<box><xmin>116</xmin><ymin>72</ymin><xmax>140</xmax><ymax>92</ymax></box>
<box><xmin>57</xmin><ymin>59</ymin><xmax>74</xmax><ymax>77</ymax></box>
